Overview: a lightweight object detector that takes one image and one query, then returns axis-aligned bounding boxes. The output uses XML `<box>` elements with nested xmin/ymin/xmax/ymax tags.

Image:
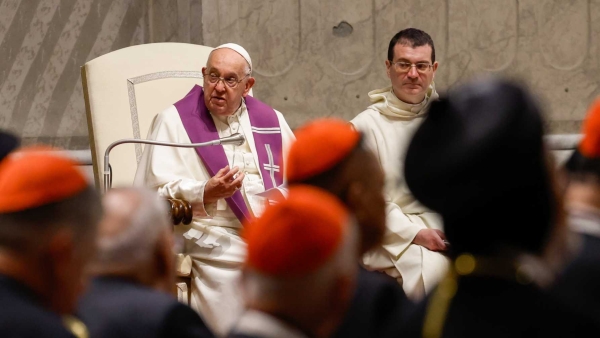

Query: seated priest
<box><xmin>351</xmin><ymin>28</ymin><xmax>449</xmax><ymax>300</ymax></box>
<box><xmin>134</xmin><ymin>43</ymin><xmax>295</xmax><ymax>335</ymax></box>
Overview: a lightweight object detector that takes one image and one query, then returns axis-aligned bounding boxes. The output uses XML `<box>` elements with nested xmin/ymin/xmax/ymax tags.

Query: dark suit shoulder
<box><xmin>227</xmin><ymin>334</ymin><xmax>264</xmax><ymax>338</ymax></box>
<box><xmin>398</xmin><ymin>276</ymin><xmax>600</xmax><ymax>338</ymax></box>
<box><xmin>0</xmin><ymin>276</ymin><xmax>75</xmax><ymax>338</ymax></box>
<box><xmin>551</xmin><ymin>234</ymin><xmax>600</xmax><ymax>327</ymax></box>
<box><xmin>332</xmin><ymin>268</ymin><xmax>408</xmax><ymax>338</ymax></box>
<box><xmin>79</xmin><ymin>277</ymin><xmax>212</xmax><ymax>338</ymax></box>
<box><xmin>159</xmin><ymin>302</ymin><xmax>214</xmax><ymax>338</ymax></box>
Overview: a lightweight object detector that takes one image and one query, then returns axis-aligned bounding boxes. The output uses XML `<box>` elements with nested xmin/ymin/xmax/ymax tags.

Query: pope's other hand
<box><xmin>204</xmin><ymin>165</ymin><xmax>245</xmax><ymax>203</ymax></box>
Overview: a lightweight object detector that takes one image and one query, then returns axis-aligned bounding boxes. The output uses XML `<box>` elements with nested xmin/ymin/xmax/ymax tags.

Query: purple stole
<box><xmin>174</xmin><ymin>85</ymin><xmax>283</xmax><ymax>224</ymax></box>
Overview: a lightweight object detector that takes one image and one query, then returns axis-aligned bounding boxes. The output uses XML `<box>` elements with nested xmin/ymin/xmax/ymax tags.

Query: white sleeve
<box><xmin>275</xmin><ymin>109</ymin><xmax>296</xmax><ymax>183</ymax></box>
<box><xmin>380</xmin><ymin>202</ymin><xmax>426</xmax><ymax>259</ymax></box>
<box><xmin>350</xmin><ymin>111</ymin><xmax>383</xmax><ymax>167</ymax></box>
<box><xmin>351</xmin><ymin>110</ymin><xmax>425</xmax><ymax>257</ymax></box>
<box><xmin>133</xmin><ymin>106</ymin><xmax>216</xmax><ymax>218</ymax></box>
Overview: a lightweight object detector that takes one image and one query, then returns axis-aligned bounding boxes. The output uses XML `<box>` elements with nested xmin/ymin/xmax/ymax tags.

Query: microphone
<box><xmin>103</xmin><ymin>133</ymin><xmax>246</xmax><ymax>192</ymax></box>
<box><xmin>217</xmin><ymin>133</ymin><xmax>245</xmax><ymax>147</ymax></box>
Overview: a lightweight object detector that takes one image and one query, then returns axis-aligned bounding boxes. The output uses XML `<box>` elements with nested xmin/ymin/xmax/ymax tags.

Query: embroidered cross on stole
<box><xmin>175</xmin><ymin>85</ymin><xmax>283</xmax><ymax>224</ymax></box>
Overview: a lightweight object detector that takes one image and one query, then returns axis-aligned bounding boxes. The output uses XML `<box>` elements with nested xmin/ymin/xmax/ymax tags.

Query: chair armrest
<box><xmin>165</xmin><ymin>198</ymin><xmax>193</xmax><ymax>225</ymax></box>
<box><xmin>166</xmin><ymin>199</ymin><xmax>193</xmax><ymax>305</ymax></box>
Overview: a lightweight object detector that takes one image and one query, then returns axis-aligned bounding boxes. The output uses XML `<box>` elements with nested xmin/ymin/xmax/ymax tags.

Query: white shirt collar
<box><xmin>213</xmin><ymin>99</ymin><xmax>246</xmax><ymax>126</ymax></box>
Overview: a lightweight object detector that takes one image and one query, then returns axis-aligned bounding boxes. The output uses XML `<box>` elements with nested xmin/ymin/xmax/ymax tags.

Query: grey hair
<box><xmin>95</xmin><ymin>187</ymin><xmax>170</xmax><ymax>268</ymax></box>
<box><xmin>243</xmin><ymin>217</ymin><xmax>359</xmax><ymax>306</ymax></box>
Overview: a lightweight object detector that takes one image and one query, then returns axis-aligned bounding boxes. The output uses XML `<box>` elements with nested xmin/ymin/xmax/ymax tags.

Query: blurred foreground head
<box><xmin>89</xmin><ymin>187</ymin><xmax>174</xmax><ymax>292</ymax></box>
<box><xmin>405</xmin><ymin>78</ymin><xmax>558</xmax><ymax>257</ymax></box>
<box><xmin>0</xmin><ymin>129</ymin><xmax>19</xmax><ymax>161</ymax></box>
<box><xmin>286</xmin><ymin>118</ymin><xmax>386</xmax><ymax>254</ymax></box>
<box><xmin>0</xmin><ymin>147</ymin><xmax>102</xmax><ymax>314</ymax></box>
<box><xmin>565</xmin><ymin>98</ymin><xmax>600</xmax><ymax>179</ymax></box>
<box><xmin>242</xmin><ymin>185</ymin><xmax>359</xmax><ymax>337</ymax></box>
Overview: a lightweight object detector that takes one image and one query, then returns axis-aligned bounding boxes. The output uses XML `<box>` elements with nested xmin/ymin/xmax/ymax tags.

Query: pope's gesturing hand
<box><xmin>204</xmin><ymin>165</ymin><xmax>245</xmax><ymax>203</ymax></box>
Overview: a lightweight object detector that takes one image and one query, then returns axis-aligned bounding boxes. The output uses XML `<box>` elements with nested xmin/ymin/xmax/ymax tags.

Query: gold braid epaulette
<box><xmin>422</xmin><ymin>254</ymin><xmax>538</xmax><ymax>338</ymax></box>
<box><xmin>62</xmin><ymin>315</ymin><xmax>89</xmax><ymax>338</ymax></box>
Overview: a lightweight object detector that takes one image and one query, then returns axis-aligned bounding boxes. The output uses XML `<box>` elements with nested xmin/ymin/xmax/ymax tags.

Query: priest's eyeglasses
<box><xmin>204</xmin><ymin>72</ymin><xmax>250</xmax><ymax>88</ymax></box>
<box><xmin>391</xmin><ymin>61</ymin><xmax>433</xmax><ymax>73</ymax></box>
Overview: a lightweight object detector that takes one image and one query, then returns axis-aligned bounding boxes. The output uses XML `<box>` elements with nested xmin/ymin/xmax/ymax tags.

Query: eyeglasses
<box><xmin>391</xmin><ymin>61</ymin><xmax>433</xmax><ymax>73</ymax></box>
<box><xmin>203</xmin><ymin>72</ymin><xmax>250</xmax><ymax>88</ymax></box>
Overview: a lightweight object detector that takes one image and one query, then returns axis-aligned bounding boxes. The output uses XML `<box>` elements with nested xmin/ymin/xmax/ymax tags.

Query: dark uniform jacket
<box><xmin>397</xmin><ymin>275</ymin><xmax>600</xmax><ymax>337</ymax></box>
<box><xmin>78</xmin><ymin>276</ymin><xmax>214</xmax><ymax>338</ymax></box>
<box><xmin>552</xmin><ymin>210</ymin><xmax>600</xmax><ymax>327</ymax></box>
<box><xmin>332</xmin><ymin>267</ymin><xmax>408</xmax><ymax>338</ymax></box>
<box><xmin>0</xmin><ymin>274</ymin><xmax>75</xmax><ymax>338</ymax></box>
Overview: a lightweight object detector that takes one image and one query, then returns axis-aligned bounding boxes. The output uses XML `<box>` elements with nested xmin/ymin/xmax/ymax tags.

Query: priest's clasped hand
<box><xmin>412</xmin><ymin>228</ymin><xmax>448</xmax><ymax>252</ymax></box>
<box><xmin>204</xmin><ymin>165</ymin><xmax>245</xmax><ymax>203</ymax></box>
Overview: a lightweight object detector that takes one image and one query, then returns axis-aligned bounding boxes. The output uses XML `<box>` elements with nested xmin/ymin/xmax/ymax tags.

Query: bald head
<box><xmin>99</xmin><ymin>189</ymin><xmax>152</xmax><ymax>240</ymax></box>
<box><xmin>91</xmin><ymin>188</ymin><xmax>172</xmax><ymax>288</ymax></box>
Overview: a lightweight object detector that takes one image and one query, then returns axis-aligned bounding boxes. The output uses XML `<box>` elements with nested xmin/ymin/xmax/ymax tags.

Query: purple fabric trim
<box><xmin>174</xmin><ymin>85</ymin><xmax>250</xmax><ymax>223</ymax></box>
<box><xmin>245</xmin><ymin>95</ymin><xmax>283</xmax><ymax>191</ymax></box>
<box><xmin>174</xmin><ymin>85</ymin><xmax>282</xmax><ymax>223</ymax></box>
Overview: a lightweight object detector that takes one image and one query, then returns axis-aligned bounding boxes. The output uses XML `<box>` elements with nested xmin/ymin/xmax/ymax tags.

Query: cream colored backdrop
<box><xmin>0</xmin><ymin>0</ymin><xmax>598</xmax><ymax>150</ymax></box>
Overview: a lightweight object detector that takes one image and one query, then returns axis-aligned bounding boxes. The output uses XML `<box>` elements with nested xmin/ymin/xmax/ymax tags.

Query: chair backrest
<box><xmin>83</xmin><ymin>43</ymin><xmax>244</xmax><ymax>190</ymax></box>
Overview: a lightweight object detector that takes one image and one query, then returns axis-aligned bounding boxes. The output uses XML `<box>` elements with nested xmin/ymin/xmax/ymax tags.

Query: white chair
<box><xmin>82</xmin><ymin>42</ymin><xmax>215</xmax><ymax>190</ymax></box>
<box><xmin>82</xmin><ymin>42</ymin><xmax>225</xmax><ymax>305</ymax></box>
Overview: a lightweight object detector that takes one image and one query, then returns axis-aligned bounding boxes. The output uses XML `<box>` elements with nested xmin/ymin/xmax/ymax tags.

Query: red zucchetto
<box><xmin>244</xmin><ymin>185</ymin><xmax>349</xmax><ymax>276</ymax></box>
<box><xmin>286</xmin><ymin>118</ymin><xmax>361</xmax><ymax>183</ymax></box>
<box><xmin>0</xmin><ymin>146</ymin><xmax>88</xmax><ymax>213</ymax></box>
<box><xmin>579</xmin><ymin>98</ymin><xmax>600</xmax><ymax>158</ymax></box>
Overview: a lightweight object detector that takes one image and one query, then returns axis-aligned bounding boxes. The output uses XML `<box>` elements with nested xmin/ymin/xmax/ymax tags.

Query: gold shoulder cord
<box><xmin>422</xmin><ymin>254</ymin><xmax>473</xmax><ymax>338</ymax></box>
<box><xmin>422</xmin><ymin>254</ymin><xmax>535</xmax><ymax>338</ymax></box>
<box><xmin>422</xmin><ymin>271</ymin><xmax>458</xmax><ymax>338</ymax></box>
<box><xmin>62</xmin><ymin>315</ymin><xmax>89</xmax><ymax>338</ymax></box>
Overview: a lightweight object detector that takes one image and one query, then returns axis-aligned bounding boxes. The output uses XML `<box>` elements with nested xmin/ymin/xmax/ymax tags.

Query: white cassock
<box><xmin>351</xmin><ymin>84</ymin><xmax>449</xmax><ymax>300</ymax></box>
<box><xmin>134</xmin><ymin>99</ymin><xmax>295</xmax><ymax>336</ymax></box>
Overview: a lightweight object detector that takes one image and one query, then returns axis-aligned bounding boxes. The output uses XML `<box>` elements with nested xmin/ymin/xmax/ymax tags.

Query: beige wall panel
<box><xmin>0</xmin><ymin>0</ymin><xmax>149</xmax><ymax>149</ymax></box>
<box><xmin>202</xmin><ymin>0</ymin><xmax>375</xmax><ymax>126</ymax></box>
<box><xmin>149</xmin><ymin>0</ymin><xmax>178</xmax><ymax>42</ymax></box>
<box><xmin>529</xmin><ymin>0</ymin><xmax>596</xmax><ymax>125</ymax></box>
<box><xmin>463</xmin><ymin>0</ymin><xmax>518</xmax><ymax>72</ymax></box>
<box><xmin>3</xmin><ymin>0</ymin><xmax>600</xmax><ymax>151</ymax></box>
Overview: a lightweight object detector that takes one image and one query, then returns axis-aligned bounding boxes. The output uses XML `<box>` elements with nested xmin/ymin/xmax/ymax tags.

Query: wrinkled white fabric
<box><xmin>134</xmin><ymin>99</ymin><xmax>295</xmax><ymax>335</ymax></box>
<box><xmin>351</xmin><ymin>84</ymin><xmax>449</xmax><ymax>300</ymax></box>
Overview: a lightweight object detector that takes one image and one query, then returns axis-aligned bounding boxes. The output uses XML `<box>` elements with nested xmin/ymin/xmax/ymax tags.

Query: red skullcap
<box><xmin>579</xmin><ymin>98</ymin><xmax>600</xmax><ymax>158</ymax></box>
<box><xmin>0</xmin><ymin>146</ymin><xmax>88</xmax><ymax>213</ymax></box>
<box><xmin>244</xmin><ymin>185</ymin><xmax>349</xmax><ymax>276</ymax></box>
<box><xmin>286</xmin><ymin>118</ymin><xmax>361</xmax><ymax>182</ymax></box>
